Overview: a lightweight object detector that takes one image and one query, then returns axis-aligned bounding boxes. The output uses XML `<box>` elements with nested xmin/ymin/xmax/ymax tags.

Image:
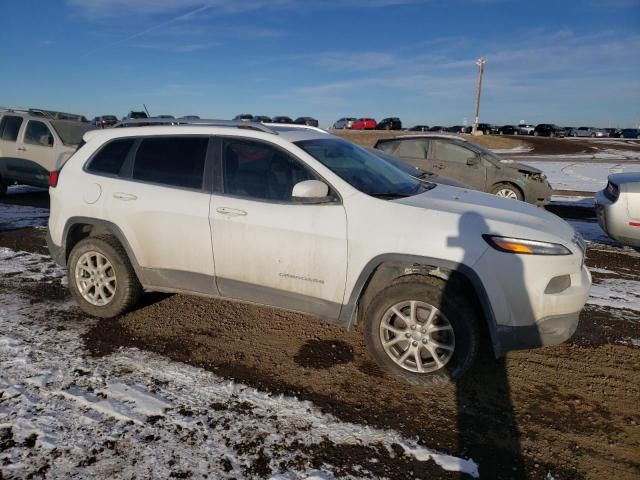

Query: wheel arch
<box><xmin>61</xmin><ymin>217</ymin><xmax>145</xmax><ymax>283</ymax></box>
<box><xmin>339</xmin><ymin>254</ymin><xmax>501</xmax><ymax>356</ymax></box>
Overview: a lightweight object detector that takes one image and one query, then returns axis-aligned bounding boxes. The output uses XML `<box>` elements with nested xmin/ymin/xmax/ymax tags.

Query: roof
<box><xmin>376</xmin><ymin>134</ymin><xmax>470</xmax><ymax>142</ymax></box>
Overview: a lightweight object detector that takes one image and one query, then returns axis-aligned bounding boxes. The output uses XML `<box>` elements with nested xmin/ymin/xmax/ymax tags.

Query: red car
<box><xmin>352</xmin><ymin>117</ymin><xmax>377</xmax><ymax>130</ymax></box>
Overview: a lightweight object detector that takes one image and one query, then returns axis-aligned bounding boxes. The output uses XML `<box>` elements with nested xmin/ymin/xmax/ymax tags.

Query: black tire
<box><xmin>0</xmin><ymin>183</ymin><xmax>7</xmax><ymax>197</ymax></box>
<box><xmin>533</xmin><ymin>131</ymin><xmax>539</xmax><ymax>137</ymax></box>
<box><xmin>67</xmin><ymin>235</ymin><xmax>142</xmax><ymax>318</ymax></box>
<box><xmin>363</xmin><ymin>279</ymin><xmax>480</xmax><ymax>386</ymax></box>
<box><xmin>491</xmin><ymin>182</ymin><xmax>524</xmax><ymax>201</ymax></box>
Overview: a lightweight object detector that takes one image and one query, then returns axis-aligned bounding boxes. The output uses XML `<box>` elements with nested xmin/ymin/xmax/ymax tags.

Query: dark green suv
<box><xmin>374</xmin><ymin>135</ymin><xmax>552</xmax><ymax>206</ymax></box>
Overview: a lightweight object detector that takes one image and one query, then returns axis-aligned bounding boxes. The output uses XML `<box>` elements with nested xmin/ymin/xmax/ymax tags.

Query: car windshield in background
<box><xmin>50</xmin><ymin>120</ymin><xmax>96</xmax><ymax>146</ymax></box>
<box><xmin>295</xmin><ymin>138</ymin><xmax>430</xmax><ymax>198</ymax></box>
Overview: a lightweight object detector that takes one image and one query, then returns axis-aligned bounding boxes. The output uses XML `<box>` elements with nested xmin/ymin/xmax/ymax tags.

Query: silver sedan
<box><xmin>595</xmin><ymin>172</ymin><xmax>640</xmax><ymax>248</ymax></box>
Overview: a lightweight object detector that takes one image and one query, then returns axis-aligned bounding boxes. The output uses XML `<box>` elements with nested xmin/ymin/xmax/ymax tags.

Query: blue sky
<box><xmin>1</xmin><ymin>0</ymin><xmax>639</xmax><ymax>127</ymax></box>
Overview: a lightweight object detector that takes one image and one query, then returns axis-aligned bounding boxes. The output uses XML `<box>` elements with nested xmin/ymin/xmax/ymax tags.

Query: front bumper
<box><xmin>493</xmin><ymin>311</ymin><xmax>580</xmax><ymax>353</ymax></box>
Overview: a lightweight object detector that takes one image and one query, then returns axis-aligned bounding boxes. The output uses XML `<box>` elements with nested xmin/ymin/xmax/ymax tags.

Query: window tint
<box><xmin>431</xmin><ymin>140</ymin><xmax>476</xmax><ymax>164</ymax></box>
<box><xmin>133</xmin><ymin>137</ymin><xmax>208</xmax><ymax>189</ymax></box>
<box><xmin>87</xmin><ymin>138</ymin><xmax>135</xmax><ymax>175</ymax></box>
<box><xmin>24</xmin><ymin>121</ymin><xmax>54</xmax><ymax>147</ymax></box>
<box><xmin>383</xmin><ymin>139</ymin><xmax>429</xmax><ymax>159</ymax></box>
<box><xmin>0</xmin><ymin>116</ymin><xmax>24</xmax><ymax>142</ymax></box>
<box><xmin>223</xmin><ymin>139</ymin><xmax>315</xmax><ymax>201</ymax></box>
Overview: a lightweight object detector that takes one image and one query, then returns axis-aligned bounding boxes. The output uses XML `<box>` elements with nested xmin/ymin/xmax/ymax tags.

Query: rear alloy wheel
<box><xmin>492</xmin><ymin>183</ymin><xmax>523</xmax><ymax>201</ymax></box>
<box><xmin>364</xmin><ymin>280</ymin><xmax>479</xmax><ymax>386</ymax></box>
<box><xmin>68</xmin><ymin>235</ymin><xmax>142</xmax><ymax>318</ymax></box>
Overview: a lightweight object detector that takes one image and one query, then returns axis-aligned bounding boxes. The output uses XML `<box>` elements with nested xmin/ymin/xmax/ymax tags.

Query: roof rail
<box><xmin>0</xmin><ymin>106</ymin><xmax>86</xmax><ymax>121</ymax></box>
<box><xmin>114</xmin><ymin>118</ymin><xmax>278</xmax><ymax>134</ymax></box>
<box><xmin>263</xmin><ymin>123</ymin><xmax>328</xmax><ymax>134</ymax></box>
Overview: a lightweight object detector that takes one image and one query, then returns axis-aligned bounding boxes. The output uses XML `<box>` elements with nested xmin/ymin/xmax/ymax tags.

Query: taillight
<box><xmin>49</xmin><ymin>171</ymin><xmax>59</xmax><ymax>187</ymax></box>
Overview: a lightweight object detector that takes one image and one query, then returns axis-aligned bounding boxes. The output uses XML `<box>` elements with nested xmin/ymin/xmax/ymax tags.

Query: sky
<box><xmin>1</xmin><ymin>0</ymin><xmax>639</xmax><ymax>128</ymax></box>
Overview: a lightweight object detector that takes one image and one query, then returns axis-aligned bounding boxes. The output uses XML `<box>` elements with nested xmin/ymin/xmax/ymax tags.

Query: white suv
<box><xmin>47</xmin><ymin>120</ymin><xmax>591</xmax><ymax>385</ymax></box>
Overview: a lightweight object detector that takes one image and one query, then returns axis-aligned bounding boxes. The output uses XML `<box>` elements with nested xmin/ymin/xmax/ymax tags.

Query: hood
<box><xmin>393</xmin><ymin>185</ymin><xmax>576</xmax><ymax>244</ymax></box>
<box><xmin>498</xmin><ymin>159</ymin><xmax>542</xmax><ymax>174</ymax></box>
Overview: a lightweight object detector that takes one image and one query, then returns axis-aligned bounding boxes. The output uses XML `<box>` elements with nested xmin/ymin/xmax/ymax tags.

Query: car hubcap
<box><xmin>379</xmin><ymin>300</ymin><xmax>455</xmax><ymax>373</ymax></box>
<box><xmin>495</xmin><ymin>188</ymin><xmax>518</xmax><ymax>200</ymax></box>
<box><xmin>75</xmin><ymin>251</ymin><xmax>117</xmax><ymax>306</ymax></box>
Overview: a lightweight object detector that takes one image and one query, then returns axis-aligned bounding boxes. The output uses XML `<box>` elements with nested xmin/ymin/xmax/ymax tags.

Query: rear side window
<box><xmin>430</xmin><ymin>140</ymin><xmax>476</xmax><ymax>164</ymax></box>
<box><xmin>24</xmin><ymin>121</ymin><xmax>54</xmax><ymax>147</ymax></box>
<box><xmin>381</xmin><ymin>139</ymin><xmax>429</xmax><ymax>159</ymax></box>
<box><xmin>87</xmin><ymin>138</ymin><xmax>135</xmax><ymax>175</ymax></box>
<box><xmin>133</xmin><ymin>137</ymin><xmax>208</xmax><ymax>189</ymax></box>
<box><xmin>0</xmin><ymin>116</ymin><xmax>24</xmax><ymax>142</ymax></box>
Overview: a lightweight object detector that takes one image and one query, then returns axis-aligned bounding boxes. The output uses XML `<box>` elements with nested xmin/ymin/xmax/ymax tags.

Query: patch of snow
<box><xmin>588</xmin><ymin>278</ymin><xmax>640</xmax><ymax>312</ymax></box>
<box><xmin>588</xmin><ymin>267</ymin><xmax>617</xmax><ymax>275</ymax></box>
<box><xmin>0</xmin><ymin>203</ymin><xmax>49</xmax><ymax>231</ymax></box>
<box><xmin>492</xmin><ymin>146</ymin><xmax>533</xmax><ymax>154</ymax></box>
<box><xmin>0</xmin><ymin>247</ymin><xmax>65</xmax><ymax>282</ymax></box>
<box><xmin>518</xmin><ymin>161</ymin><xmax>640</xmax><ymax>192</ymax></box>
<box><xmin>0</xmin><ymin>248</ymin><xmax>479</xmax><ymax>479</ymax></box>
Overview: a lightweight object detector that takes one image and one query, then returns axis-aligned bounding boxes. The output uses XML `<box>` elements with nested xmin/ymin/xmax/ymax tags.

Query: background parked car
<box><xmin>180</xmin><ymin>115</ymin><xmax>200</xmax><ymax>120</ymax></box>
<box><xmin>408</xmin><ymin>125</ymin><xmax>430</xmax><ymax>131</ymax></box>
<box><xmin>294</xmin><ymin>117</ymin><xmax>319</xmax><ymax>127</ymax></box>
<box><xmin>595</xmin><ymin>172</ymin><xmax>640</xmax><ymax>248</ymax></box>
<box><xmin>497</xmin><ymin>125</ymin><xmax>518</xmax><ymax>135</ymax></box>
<box><xmin>272</xmin><ymin>116</ymin><xmax>293</xmax><ymax>124</ymax></box>
<box><xmin>621</xmin><ymin>128</ymin><xmax>640</xmax><ymax>139</ymax></box>
<box><xmin>333</xmin><ymin>117</ymin><xmax>356</xmax><ymax>129</ymax></box>
<box><xmin>0</xmin><ymin>110</ymin><xmax>95</xmax><ymax>194</ymax></box>
<box><xmin>428</xmin><ymin>126</ymin><xmax>446</xmax><ymax>132</ymax></box>
<box><xmin>569</xmin><ymin>126</ymin><xmax>606</xmax><ymax>137</ymax></box>
<box><xmin>516</xmin><ymin>124</ymin><xmax>536</xmax><ymax>135</ymax></box>
<box><xmin>534</xmin><ymin>124</ymin><xmax>566</xmax><ymax>137</ymax></box>
<box><xmin>123</xmin><ymin>111</ymin><xmax>148</xmax><ymax>121</ymax></box>
<box><xmin>352</xmin><ymin>118</ymin><xmax>377</xmax><ymax>130</ymax></box>
<box><xmin>233</xmin><ymin>114</ymin><xmax>254</xmax><ymax>121</ymax></box>
<box><xmin>92</xmin><ymin>115</ymin><xmax>118</xmax><ymax>128</ymax></box>
<box><xmin>445</xmin><ymin>125</ymin><xmax>466</xmax><ymax>133</ymax></box>
<box><xmin>253</xmin><ymin>115</ymin><xmax>272</xmax><ymax>123</ymax></box>
<box><xmin>376</xmin><ymin>117</ymin><xmax>402</xmax><ymax>130</ymax></box>
<box><xmin>374</xmin><ymin>134</ymin><xmax>552</xmax><ymax>205</ymax></box>
<box><xmin>604</xmin><ymin>128</ymin><xmax>621</xmax><ymax>138</ymax></box>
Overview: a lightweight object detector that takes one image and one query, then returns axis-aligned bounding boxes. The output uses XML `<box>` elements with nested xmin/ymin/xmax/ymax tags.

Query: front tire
<box><xmin>363</xmin><ymin>280</ymin><xmax>480</xmax><ymax>386</ymax></box>
<box><xmin>68</xmin><ymin>235</ymin><xmax>142</xmax><ymax>318</ymax></box>
<box><xmin>492</xmin><ymin>183</ymin><xmax>523</xmax><ymax>201</ymax></box>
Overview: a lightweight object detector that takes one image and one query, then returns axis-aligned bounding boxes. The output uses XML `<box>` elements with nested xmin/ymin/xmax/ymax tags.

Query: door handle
<box><xmin>216</xmin><ymin>207</ymin><xmax>247</xmax><ymax>217</ymax></box>
<box><xmin>17</xmin><ymin>146</ymin><xmax>26</xmax><ymax>151</ymax></box>
<box><xmin>113</xmin><ymin>192</ymin><xmax>137</xmax><ymax>201</ymax></box>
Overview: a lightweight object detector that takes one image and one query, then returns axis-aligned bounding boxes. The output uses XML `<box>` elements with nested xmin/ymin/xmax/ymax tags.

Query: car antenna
<box><xmin>143</xmin><ymin>104</ymin><xmax>151</xmax><ymax>117</ymax></box>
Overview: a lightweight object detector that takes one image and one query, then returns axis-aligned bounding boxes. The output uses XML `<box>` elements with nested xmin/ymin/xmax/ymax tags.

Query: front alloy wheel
<box><xmin>379</xmin><ymin>300</ymin><xmax>455</xmax><ymax>373</ymax></box>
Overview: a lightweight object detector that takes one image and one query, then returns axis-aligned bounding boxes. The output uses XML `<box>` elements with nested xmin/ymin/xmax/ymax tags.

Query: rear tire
<box><xmin>68</xmin><ymin>235</ymin><xmax>142</xmax><ymax>318</ymax></box>
<box><xmin>363</xmin><ymin>279</ymin><xmax>480</xmax><ymax>386</ymax></box>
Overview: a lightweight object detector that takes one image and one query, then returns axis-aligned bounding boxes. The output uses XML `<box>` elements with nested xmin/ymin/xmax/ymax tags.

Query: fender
<box><xmin>337</xmin><ymin>253</ymin><xmax>501</xmax><ymax>355</ymax></box>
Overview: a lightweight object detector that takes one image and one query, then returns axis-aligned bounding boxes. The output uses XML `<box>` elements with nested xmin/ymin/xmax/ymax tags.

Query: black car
<box><xmin>272</xmin><ymin>116</ymin><xmax>293</xmax><ymax>124</ymax></box>
<box><xmin>604</xmin><ymin>128</ymin><xmax>622</xmax><ymax>138</ymax></box>
<box><xmin>294</xmin><ymin>117</ymin><xmax>319</xmax><ymax>127</ymax></box>
<box><xmin>376</xmin><ymin>117</ymin><xmax>402</xmax><ymax>130</ymax></box>
<box><xmin>233</xmin><ymin>114</ymin><xmax>254</xmax><ymax>121</ymax></box>
<box><xmin>123</xmin><ymin>111</ymin><xmax>148</xmax><ymax>120</ymax></box>
<box><xmin>252</xmin><ymin>115</ymin><xmax>272</xmax><ymax>123</ymax></box>
<box><xmin>475</xmin><ymin>123</ymin><xmax>496</xmax><ymax>135</ymax></box>
<box><xmin>445</xmin><ymin>125</ymin><xmax>465</xmax><ymax>133</ymax></box>
<box><xmin>428</xmin><ymin>126</ymin><xmax>446</xmax><ymax>132</ymax></box>
<box><xmin>498</xmin><ymin>125</ymin><xmax>518</xmax><ymax>135</ymax></box>
<box><xmin>409</xmin><ymin>125</ymin><xmax>430</xmax><ymax>131</ymax></box>
<box><xmin>534</xmin><ymin>124</ymin><xmax>566</xmax><ymax>137</ymax></box>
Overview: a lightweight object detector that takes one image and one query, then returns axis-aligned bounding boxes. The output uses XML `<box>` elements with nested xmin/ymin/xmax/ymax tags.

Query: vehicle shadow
<box><xmin>447</xmin><ymin>211</ymin><xmax>538</xmax><ymax>479</ymax></box>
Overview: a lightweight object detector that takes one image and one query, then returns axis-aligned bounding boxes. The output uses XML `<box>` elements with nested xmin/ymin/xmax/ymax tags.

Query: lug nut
<box><xmin>412</xmin><ymin>341</ymin><xmax>418</xmax><ymax>347</ymax></box>
<box><xmin>422</xmin><ymin>338</ymin><xmax>428</xmax><ymax>344</ymax></box>
<box><xmin>411</xmin><ymin>325</ymin><xmax>416</xmax><ymax>330</ymax></box>
<box><xmin>405</xmin><ymin>333</ymin><xmax>411</xmax><ymax>338</ymax></box>
<box><xmin>421</xmin><ymin>329</ymin><xmax>426</xmax><ymax>334</ymax></box>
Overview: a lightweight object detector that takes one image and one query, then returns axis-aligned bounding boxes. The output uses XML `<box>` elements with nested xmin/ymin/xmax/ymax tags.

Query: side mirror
<box><xmin>292</xmin><ymin>179</ymin><xmax>330</xmax><ymax>201</ymax></box>
<box><xmin>467</xmin><ymin>156</ymin><xmax>479</xmax><ymax>166</ymax></box>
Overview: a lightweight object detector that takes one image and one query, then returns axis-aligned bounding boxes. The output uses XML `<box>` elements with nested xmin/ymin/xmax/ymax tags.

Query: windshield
<box><xmin>50</xmin><ymin>120</ymin><xmax>96</xmax><ymax>146</ymax></box>
<box><xmin>295</xmin><ymin>138</ymin><xmax>428</xmax><ymax>198</ymax></box>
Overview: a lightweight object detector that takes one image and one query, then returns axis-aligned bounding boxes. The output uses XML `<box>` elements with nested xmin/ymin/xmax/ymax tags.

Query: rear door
<box><xmin>428</xmin><ymin>139</ymin><xmax>486</xmax><ymax>189</ymax></box>
<box><xmin>377</xmin><ymin>138</ymin><xmax>431</xmax><ymax>171</ymax></box>
<box><xmin>96</xmin><ymin>135</ymin><xmax>217</xmax><ymax>294</ymax></box>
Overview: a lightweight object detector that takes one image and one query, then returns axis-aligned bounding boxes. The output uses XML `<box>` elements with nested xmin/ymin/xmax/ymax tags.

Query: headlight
<box><xmin>483</xmin><ymin>235</ymin><xmax>572</xmax><ymax>255</ymax></box>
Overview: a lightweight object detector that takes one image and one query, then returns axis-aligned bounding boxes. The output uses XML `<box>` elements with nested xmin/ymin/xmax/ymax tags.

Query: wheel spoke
<box><xmin>409</xmin><ymin>301</ymin><xmax>417</xmax><ymax>323</ymax></box>
<box><xmin>413</xmin><ymin>349</ymin><xmax>424</xmax><ymax>373</ymax></box>
<box><xmin>390</xmin><ymin>306</ymin><xmax>407</xmax><ymax>323</ymax></box>
<box><xmin>383</xmin><ymin>336</ymin><xmax>405</xmax><ymax>347</ymax></box>
<box><xmin>382</xmin><ymin>324</ymin><xmax>406</xmax><ymax>336</ymax></box>
<box><xmin>397</xmin><ymin>347</ymin><xmax>413</xmax><ymax>365</ymax></box>
<box><xmin>429</xmin><ymin>324</ymin><xmax>453</xmax><ymax>333</ymax></box>
<box><xmin>426</xmin><ymin>345</ymin><xmax>444</xmax><ymax>368</ymax></box>
<box><xmin>425</xmin><ymin>307</ymin><xmax>437</xmax><ymax>328</ymax></box>
<box><xmin>431</xmin><ymin>340</ymin><xmax>454</xmax><ymax>351</ymax></box>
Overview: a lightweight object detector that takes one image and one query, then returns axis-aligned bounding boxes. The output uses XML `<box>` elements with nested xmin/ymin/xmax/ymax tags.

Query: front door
<box><xmin>210</xmin><ymin>137</ymin><xmax>348</xmax><ymax>320</ymax></box>
<box><xmin>428</xmin><ymin>139</ymin><xmax>486</xmax><ymax>190</ymax></box>
<box><xmin>14</xmin><ymin>120</ymin><xmax>57</xmax><ymax>186</ymax></box>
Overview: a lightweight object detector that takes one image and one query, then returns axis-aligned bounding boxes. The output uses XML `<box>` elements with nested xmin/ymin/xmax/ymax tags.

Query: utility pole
<box><xmin>472</xmin><ymin>57</ymin><xmax>486</xmax><ymax>135</ymax></box>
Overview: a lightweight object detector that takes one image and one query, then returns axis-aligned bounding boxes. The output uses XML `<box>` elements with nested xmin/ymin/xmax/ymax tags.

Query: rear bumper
<box><xmin>46</xmin><ymin>228</ymin><xmax>66</xmax><ymax>266</ymax></box>
<box><xmin>595</xmin><ymin>192</ymin><xmax>640</xmax><ymax>247</ymax></box>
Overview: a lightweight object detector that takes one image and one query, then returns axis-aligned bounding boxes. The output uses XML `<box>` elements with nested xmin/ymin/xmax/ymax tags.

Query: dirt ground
<box><xmin>1</xmin><ymin>224</ymin><xmax>639</xmax><ymax>479</ymax></box>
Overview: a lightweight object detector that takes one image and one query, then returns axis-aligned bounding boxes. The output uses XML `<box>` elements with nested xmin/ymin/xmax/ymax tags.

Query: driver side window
<box><xmin>222</xmin><ymin>139</ymin><xmax>317</xmax><ymax>202</ymax></box>
<box><xmin>430</xmin><ymin>140</ymin><xmax>476</xmax><ymax>164</ymax></box>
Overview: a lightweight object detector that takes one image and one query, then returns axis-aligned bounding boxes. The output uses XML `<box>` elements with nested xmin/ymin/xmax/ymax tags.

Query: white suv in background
<box><xmin>47</xmin><ymin>120</ymin><xmax>591</xmax><ymax>385</ymax></box>
<box><xmin>0</xmin><ymin>108</ymin><xmax>94</xmax><ymax>195</ymax></box>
